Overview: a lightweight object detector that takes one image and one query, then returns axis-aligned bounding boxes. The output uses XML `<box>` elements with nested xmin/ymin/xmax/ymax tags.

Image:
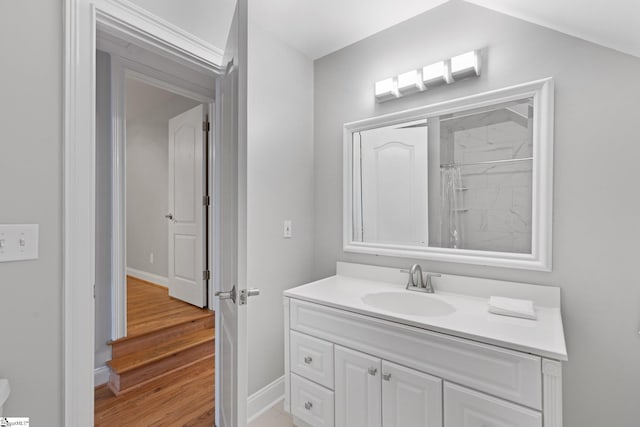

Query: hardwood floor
<box><xmin>96</xmin><ymin>277</ymin><xmax>215</xmax><ymax>426</ymax></box>
<box><xmin>126</xmin><ymin>276</ymin><xmax>210</xmax><ymax>337</ymax></box>
<box><xmin>95</xmin><ymin>356</ymin><xmax>215</xmax><ymax>426</ymax></box>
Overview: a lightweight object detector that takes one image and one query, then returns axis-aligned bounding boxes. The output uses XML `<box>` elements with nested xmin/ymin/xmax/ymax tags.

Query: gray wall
<box><xmin>313</xmin><ymin>2</ymin><xmax>640</xmax><ymax>426</ymax></box>
<box><xmin>0</xmin><ymin>0</ymin><xmax>63</xmax><ymax>423</ymax></box>
<box><xmin>95</xmin><ymin>50</ymin><xmax>112</xmax><ymax>369</ymax></box>
<box><xmin>247</xmin><ymin>21</ymin><xmax>315</xmax><ymax>395</ymax></box>
<box><xmin>125</xmin><ymin>79</ymin><xmax>200</xmax><ymax>278</ymax></box>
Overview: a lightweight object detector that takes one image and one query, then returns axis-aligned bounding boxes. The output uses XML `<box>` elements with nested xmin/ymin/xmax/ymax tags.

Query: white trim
<box><xmin>247</xmin><ymin>376</ymin><xmax>285</xmax><ymax>423</ymax></box>
<box><xmin>343</xmin><ymin>78</ymin><xmax>554</xmax><ymax>271</ymax></box>
<box><xmin>542</xmin><ymin>359</ymin><xmax>563</xmax><ymax>427</ymax></box>
<box><xmin>95</xmin><ymin>0</ymin><xmax>223</xmax><ymax>73</ymax></box>
<box><xmin>94</xmin><ymin>365</ymin><xmax>111</xmax><ymax>386</ymax></box>
<box><xmin>64</xmin><ymin>1</ymin><xmax>222</xmax><ymax>425</ymax></box>
<box><xmin>126</xmin><ymin>267</ymin><xmax>169</xmax><ymax>288</ymax></box>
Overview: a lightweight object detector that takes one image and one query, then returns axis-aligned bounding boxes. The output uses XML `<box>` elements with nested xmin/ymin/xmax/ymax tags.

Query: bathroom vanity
<box><xmin>283</xmin><ymin>262</ymin><xmax>567</xmax><ymax>427</ymax></box>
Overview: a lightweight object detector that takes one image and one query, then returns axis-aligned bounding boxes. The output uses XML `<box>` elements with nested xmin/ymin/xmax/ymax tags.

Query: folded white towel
<box><xmin>488</xmin><ymin>296</ymin><xmax>537</xmax><ymax>320</ymax></box>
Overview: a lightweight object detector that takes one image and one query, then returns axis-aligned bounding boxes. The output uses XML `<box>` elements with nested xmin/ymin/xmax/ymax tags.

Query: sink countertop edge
<box><xmin>284</xmin><ymin>275</ymin><xmax>568</xmax><ymax>362</ymax></box>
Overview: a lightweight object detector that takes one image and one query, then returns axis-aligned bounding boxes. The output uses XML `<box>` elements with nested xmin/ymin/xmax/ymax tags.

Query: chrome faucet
<box><xmin>408</xmin><ymin>264</ymin><xmax>424</xmax><ymax>289</ymax></box>
<box><xmin>402</xmin><ymin>264</ymin><xmax>441</xmax><ymax>294</ymax></box>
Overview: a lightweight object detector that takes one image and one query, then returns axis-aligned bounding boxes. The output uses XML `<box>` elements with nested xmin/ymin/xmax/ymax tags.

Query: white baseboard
<box><xmin>94</xmin><ymin>365</ymin><xmax>110</xmax><ymax>386</ymax></box>
<box><xmin>247</xmin><ymin>376</ymin><xmax>285</xmax><ymax>423</ymax></box>
<box><xmin>126</xmin><ymin>267</ymin><xmax>168</xmax><ymax>288</ymax></box>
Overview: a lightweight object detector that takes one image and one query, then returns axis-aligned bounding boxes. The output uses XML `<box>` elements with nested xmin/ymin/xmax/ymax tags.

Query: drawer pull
<box><xmin>304</xmin><ymin>356</ymin><xmax>313</xmax><ymax>364</ymax></box>
<box><xmin>304</xmin><ymin>401</ymin><xmax>313</xmax><ymax>410</ymax></box>
<box><xmin>368</xmin><ymin>367</ymin><xmax>377</xmax><ymax>376</ymax></box>
<box><xmin>383</xmin><ymin>373</ymin><xmax>391</xmax><ymax>381</ymax></box>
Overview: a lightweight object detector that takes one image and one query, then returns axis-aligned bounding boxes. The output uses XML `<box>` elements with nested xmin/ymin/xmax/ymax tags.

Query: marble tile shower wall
<box><xmin>453</xmin><ymin>121</ymin><xmax>532</xmax><ymax>253</ymax></box>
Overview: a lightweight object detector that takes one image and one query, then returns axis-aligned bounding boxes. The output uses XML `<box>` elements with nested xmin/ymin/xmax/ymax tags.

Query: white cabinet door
<box><xmin>335</xmin><ymin>346</ymin><xmax>382</xmax><ymax>427</ymax></box>
<box><xmin>382</xmin><ymin>361</ymin><xmax>443</xmax><ymax>427</ymax></box>
<box><xmin>444</xmin><ymin>382</ymin><xmax>542</xmax><ymax>427</ymax></box>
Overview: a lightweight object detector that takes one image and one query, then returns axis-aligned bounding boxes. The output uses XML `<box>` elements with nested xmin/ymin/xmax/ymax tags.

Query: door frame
<box><xmin>64</xmin><ymin>0</ymin><xmax>224</xmax><ymax>424</ymax></box>
<box><xmin>105</xmin><ymin>48</ymin><xmax>215</xmax><ymax>339</ymax></box>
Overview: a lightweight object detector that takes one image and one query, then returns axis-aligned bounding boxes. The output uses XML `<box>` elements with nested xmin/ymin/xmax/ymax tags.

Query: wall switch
<box><xmin>283</xmin><ymin>220</ymin><xmax>293</xmax><ymax>239</ymax></box>
<box><xmin>0</xmin><ymin>224</ymin><xmax>39</xmax><ymax>262</ymax></box>
<box><xmin>150</xmin><ymin>252</ymin><xmax>154</xmax><ymax>264</ymax></box>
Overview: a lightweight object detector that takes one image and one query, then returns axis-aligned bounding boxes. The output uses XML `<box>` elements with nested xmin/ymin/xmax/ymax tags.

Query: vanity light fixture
<box><xmin>374</xmin><ymin>77</ymin><xmax>399</xmax><ymax>101</ymax></box>
<box><xmin>422</xmin><ymin>60</ymin><xmax>451</xmax><ymax>87</ymax></box>
<box><xmin>450</xmin><ymin>50</ymin><xmax>481</xmax><ymax>81</ymax></box>
<box><xmin>375</xmin><ymin>49</ymin><xmax>482</xmax><ymax>102</ymax></box>
<box><xmin>397</xmin><ymin>69</ymin><xmax>424</xmax><ymax>95</ymax></box>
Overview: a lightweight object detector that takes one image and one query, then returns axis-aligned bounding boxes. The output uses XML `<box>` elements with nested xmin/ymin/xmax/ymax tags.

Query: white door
<box><xmin>215</xmin><ymin>1</ymin><xmax>250</xmax><ymax>426</ymax></box>
<box><xmin>335</xmin><ymin>346</ymin><xmax>382</xmax><ymax>427</ymax></box>
<box><xmin>382</xmin><ymin>361</ymin><xmax>443</xmax><ymax>427</ymax></box>
<box><xmin>168</xmin><ymin>104</ymin><xmax>206</xmax><ymax>307</ymax></box>
<box><xmin>360</xmin><ymin>124</ymin><xmax>429</xmax><ymax>245</ymax></box>
<box><xmin>444</xmin><ymin>382</ymin><xmax>542</xmax><ymax>427</ymax></box>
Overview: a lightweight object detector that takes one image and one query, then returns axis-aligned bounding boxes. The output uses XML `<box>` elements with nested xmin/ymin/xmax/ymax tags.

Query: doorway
<box><xmin>93</xmin><ymin>39</ymin><xmax>217</xmax><ymax>425</ymax></box>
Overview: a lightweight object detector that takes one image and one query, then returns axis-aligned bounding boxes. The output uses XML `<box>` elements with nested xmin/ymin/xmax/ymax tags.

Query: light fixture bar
<box><xmin>375</xmin><ymin>49</ymin><xmax>482</xmax><ymax>102</ymax></box>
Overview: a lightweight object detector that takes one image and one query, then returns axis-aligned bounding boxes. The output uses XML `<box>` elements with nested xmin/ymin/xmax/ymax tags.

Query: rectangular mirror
<box><xmin>344</xmin><ymin>78</ymin><xmax>554</xmax><ymax>270</ymax></box>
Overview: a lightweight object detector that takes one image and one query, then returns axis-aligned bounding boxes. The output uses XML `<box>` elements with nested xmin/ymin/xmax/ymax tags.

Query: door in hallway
<box><xmin>168</xmin><ymin>104</ymin><xmax>207</xmax><ymax>308</ymax></box>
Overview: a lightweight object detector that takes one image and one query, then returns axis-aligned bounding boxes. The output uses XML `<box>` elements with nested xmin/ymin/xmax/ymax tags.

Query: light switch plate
<box><xmin>0</xmin><ymin>224</ymin><xmax>39</xmax><ymax>262</ymax></box>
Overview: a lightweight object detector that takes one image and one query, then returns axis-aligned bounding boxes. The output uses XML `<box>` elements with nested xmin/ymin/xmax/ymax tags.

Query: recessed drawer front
<box><xmin>290</xmin><ymin>299</ymin><xmax>542</xmax><ymax>410</ymax></box>
<box><xmin>444</xmin><ymin>382</ymin><xmax>542</xmax><ymax>427</ymax></box>
<box><xmin>291</xmin><ymin>331</ymin><xmax>335</xmax><ymax>389</ymax></box>
<box><xmin>291</xmin><ymin>373</ymin><xmax>335</xmax><ymax>427</ymax></box>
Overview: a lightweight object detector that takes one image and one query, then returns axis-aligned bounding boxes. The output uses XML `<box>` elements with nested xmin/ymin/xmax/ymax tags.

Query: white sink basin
<box><xmin>362</xmin><ymin>291</ymin><xmax>455</xmax><ymax>317</ymax></box>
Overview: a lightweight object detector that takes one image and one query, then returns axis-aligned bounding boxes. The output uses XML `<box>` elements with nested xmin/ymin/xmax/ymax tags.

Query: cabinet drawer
<box><xmin>291</xmin><ymin>331</ymin><xmax>334</xmax><ymax>389</ymax></box>
<box><xmin>444</xmin><ymin>382</ymin><xmax>542</xmax><ymax>427</ymax></box>
<box><xmin>290</xmin><ymin>298</ymin><xmax>542</xmax><ymax>409</ymax></box>
<box><xmin>291</xmin><ymin>373</ymin><xmax>335</xmax><ymax>427</ymax></box>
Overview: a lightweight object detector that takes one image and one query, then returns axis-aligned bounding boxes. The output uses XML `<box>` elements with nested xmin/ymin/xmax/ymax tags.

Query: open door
<box><xmin>167</xmin><ymin>104</ymin><xmax>207</xmax><ymax>308</ymax></box>
<box><xmin>215</xmin><ymin>1</ymin><xmax>251</xmax><ymax>426</ymax></box>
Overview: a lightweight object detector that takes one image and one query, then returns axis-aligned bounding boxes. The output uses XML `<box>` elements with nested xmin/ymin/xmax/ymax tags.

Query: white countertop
<box><xmin>284</xmin><ymin>268</ymin><xmax>568</xmax><ymax>361</ymax></box>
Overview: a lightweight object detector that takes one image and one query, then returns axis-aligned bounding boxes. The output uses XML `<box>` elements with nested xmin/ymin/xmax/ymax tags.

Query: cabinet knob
<box><xmin>304</xmin><ymin>356</ymin><xmax>313</xmax><ymax>364</ymax></box>
<box><xmin>383</xmin><ymin>373</ymin><xmax>392</xmax><ymax>381</ymax></box>
<box><xmin>304</xmin><ymin>401</ymin><xmax>313</xmax><ymax>410</ymax></box>
<box><xmin>368</xmin><ymin>367</ymin><xmax>378</xmax><ymax>376</ymax></box>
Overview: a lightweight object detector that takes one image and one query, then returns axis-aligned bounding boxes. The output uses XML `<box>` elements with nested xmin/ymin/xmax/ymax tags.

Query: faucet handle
<box><xmin>424</xmin><ymin>273</ymin><xmax>441</xmax><ymax>293</ymax></box>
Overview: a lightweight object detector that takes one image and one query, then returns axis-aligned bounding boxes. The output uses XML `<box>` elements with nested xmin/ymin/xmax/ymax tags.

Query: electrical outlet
<box><xmin>283</xmin><ymin>220</ymin><xmax>293</xmax><ymax>239</ymax></box>
<box><xmin>150</xmin><ymin>253</ymin><xmax>154</xmax><ymax>264</ymax></box>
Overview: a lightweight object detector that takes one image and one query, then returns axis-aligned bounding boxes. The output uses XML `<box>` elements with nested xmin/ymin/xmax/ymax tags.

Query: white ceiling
<box><xmin>248</xmin><ymin>0</ymin><xmax>640</xmax><ymax>60</ymax></box>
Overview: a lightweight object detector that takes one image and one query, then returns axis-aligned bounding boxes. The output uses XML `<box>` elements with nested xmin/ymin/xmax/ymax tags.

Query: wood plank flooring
<box><xmin>95</xmin><ymin>356</ymin><xmax>215</xmax><ymax>426</ymax></box>
<box><xmin>96</xmin><ymin>277</ymin><xmax>215</xmax><ymax>426</ymax></box>
<box><xmin>126</xmin><ymin>276</ymin><xmax>211</xmax><ymax>337</ymax></box>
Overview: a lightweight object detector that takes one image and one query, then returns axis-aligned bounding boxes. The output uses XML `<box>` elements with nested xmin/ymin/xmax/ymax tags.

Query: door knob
<box><xmin>304</xmin><ymin>401</ymin><xmax>313</xmax><ymax>410</ymax></box>
<box><xmin>383</xmin><ymin>373</ymin><xmax>392</xmax><ymax>381</ymax></box>
<box><xmin>165</xmin><ymin>213</ymin><xmax>174</xmax><ymax>220</ymax></box>
<box><xmin>304</xmin><ymin>356</ymin><xmax>313</xmax><ymax>364</ymax></box>
<box><xmin>215</xmin><ymin>285</ymin><xmax>236</xmax><ymax>304</ymax></box>
<box><xmin>368</xmin><ymin>367</ymin><xmax>377</xmax><ymax>376</ymax></box>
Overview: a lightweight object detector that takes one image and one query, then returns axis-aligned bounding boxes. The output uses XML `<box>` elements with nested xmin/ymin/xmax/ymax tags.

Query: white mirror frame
<box><xmin>343</xmin><ymin>78</ymin><xmax>554</xmax><ymax>271</ymax></box>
